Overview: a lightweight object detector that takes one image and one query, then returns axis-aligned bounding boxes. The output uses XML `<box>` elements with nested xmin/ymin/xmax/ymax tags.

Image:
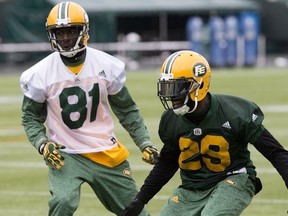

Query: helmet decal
<box><xmin>56</xmin><ymin>2</ymin><xmax>70</xmax><ymax>25</ymax></box>
<box><xmin>163</xmin><ymin>51</ymin><xmax>184</xmax><ymax>75</ymax></box>
<box><xmin>193</xmin><ymin>63</ymin><xmax>207</xmax><ymax>77</ymax></box>
<box><xmin>59</xmin><ymin>2</ymin><xmax>69</xmax><ymax>19</ymax></box>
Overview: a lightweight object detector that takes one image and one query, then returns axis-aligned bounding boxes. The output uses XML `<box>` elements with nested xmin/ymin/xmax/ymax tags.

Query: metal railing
<box><xmin>0</xmin><ymin>41</ymin><xmax>190</xmax><ymax>53</ymax></box>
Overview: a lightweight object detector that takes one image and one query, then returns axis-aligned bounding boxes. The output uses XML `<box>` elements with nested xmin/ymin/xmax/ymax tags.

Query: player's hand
<box><xmin>119</xmin><ymin>199</ymin><xmax>145</xmax><ymax>216</ymax></box>
<box><xmin>42</xmin><ymin>142</ymin><xmax>65</xmax><ymax>170</ymax></box>
<box><xmin>142</xmin><ymin>145</ymin><xmax>159</xmax><ymax>165</ymax></box>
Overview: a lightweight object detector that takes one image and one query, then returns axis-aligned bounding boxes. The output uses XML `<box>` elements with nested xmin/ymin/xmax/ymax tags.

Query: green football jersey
<box><xmin>158</xmin><ymin>93</ymin><xmax>265</xmax><ymax>189</ymax></box>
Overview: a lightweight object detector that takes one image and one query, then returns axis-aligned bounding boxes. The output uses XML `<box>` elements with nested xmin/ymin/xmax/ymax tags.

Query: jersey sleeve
<box><xmin>97</xmin><ymin>50</ymin><xmax>126</xmax><ymax>95</ymax></box>
<box><xmin>21</xmin><ymin>96</ymin><xmax>48</xmax><ymax>151</ymax></box>
<box><xmin>254</xmin><ymin>128</ymin><xmax>288</xmax><ymax>188</ymax></box>
<box><xmin>107</xmin><ymin>61</ymin><xmax>125</xmax><ymax>95</ymax></box>
<box><xmin>218</xmin><ymin>95</ymin><xmax>265</xmax><ymax>144</ymax></box>
<box><xmin>239</xmin><ymin>101</ymin><xmax>265</xmax><ymax>144</ymax></box>
<box><xmin>20</xmin><ymin>57</ymin><xmax>51</xmax><ymax>151</ymax></box>
<box><xmin>108</xmin><ymin>85</ymin><xmax>152</xmax><ymax>151</ymax></box>
<box><xmin>20</xmin><ymin>63</ymin><xmax>47</xmax><ymax>103</ymax></box>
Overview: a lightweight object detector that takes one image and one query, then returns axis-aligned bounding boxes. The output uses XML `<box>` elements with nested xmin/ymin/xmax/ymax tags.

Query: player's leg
<box><xmin>201</xmin><ymin>174</ymin><xmax>255</xmax><ymax>216</ymax></box>
<box><xmin>87</xmin><ymin>160</ymin><xmax>150</xmax><ymax>216</ymax></box>
<box><xmin>159</xmin><ymin>187</ymin><xmax>214</xmax><ymax>216</ymax></box>
<box><xmin>48</xmin><ymin>152</ymin><xmax>87</xmax><ymax>216</ymax></box>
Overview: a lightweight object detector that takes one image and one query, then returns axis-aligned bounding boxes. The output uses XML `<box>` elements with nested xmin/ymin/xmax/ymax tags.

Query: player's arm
<box><xmin>22</xmin><ymin>96</ymin><xmax>65</xmax><ymax>169</ymax></box>
<box><xmin>21</xmin><ymin>96</ymin><xmax>49</xmax><ymax>152</ymax></box>
<box><xmin>119</xmin><ymin>146</ymin><xmax>180</xmax><ymax>216</ymax></box>
<box><xmin>108</xmin><ymin>85</ymin><xmax>159</xmax><ymax>164</ymax></box>
<box><xmin>253</xmin><ymin>128</ymin><xmax>288</xmax><ymax>188</ymax></box>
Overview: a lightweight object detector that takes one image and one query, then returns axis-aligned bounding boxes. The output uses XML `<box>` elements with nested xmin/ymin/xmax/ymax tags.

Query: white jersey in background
<box><xmin>20</xmin><ymin>47</ymin><xmax>125</xmax><ymax>154</ymax></box>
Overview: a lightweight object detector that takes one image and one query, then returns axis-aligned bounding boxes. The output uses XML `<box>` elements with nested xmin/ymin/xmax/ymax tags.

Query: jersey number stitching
<box><xmin>59</xmin><ymin>84</ymin><xmax>100</xmax><ymax>129</ymax></box>
<box><xmin>179</xmin><ymin>135</ymin><xmax>231</xmax><ymax>172</ymax></box>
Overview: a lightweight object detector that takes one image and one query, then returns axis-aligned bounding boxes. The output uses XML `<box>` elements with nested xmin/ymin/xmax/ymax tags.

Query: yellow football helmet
<box><xmin>157</xmin><ymin>50</ymin><xmax>211</xmax><ymax>115</ymax></box>
<box><xmin>46</xmin><ymin>1</ymin><xmax>89</xmax><ymax>57</ymax></box>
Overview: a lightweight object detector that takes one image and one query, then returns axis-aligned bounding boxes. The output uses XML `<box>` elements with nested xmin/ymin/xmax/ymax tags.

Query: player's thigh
<box><xmin>47</xmin><ymin>152</ymin><xmax>89</xmax><ymax>211</ymax></box>
<box><xmin>89</xmin><ymin>160</ymin><xmax>147</xmax><ymax>214</ymax></box>
<box><xmin>201</xmin><ymin>174</ymin><xmax>255</xmax><ymax>216</ymax></box>
<box><xmin>159</xmin><ymin>187</ymin><xmax>213</xmax><ymax>216</ymax></box>
<box><xmin>48</xmin><ymin>152</ymin><xmax>87</xmax><ymax>195</ymax></box>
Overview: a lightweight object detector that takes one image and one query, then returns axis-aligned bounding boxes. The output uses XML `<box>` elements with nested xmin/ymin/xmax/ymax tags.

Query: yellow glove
<box><xmin>42</xmin><ymin>142</ymin><xmax>65</xmax><ymax>170</ymax></box>
<box><xmin>142</xmin><ymin>146</ymin><xmax>159</xmax><ymax>165</ymax></box>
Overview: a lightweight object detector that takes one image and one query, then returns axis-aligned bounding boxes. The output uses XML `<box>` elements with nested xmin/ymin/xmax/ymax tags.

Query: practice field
<box><xmin>0</xmin><ymin>66</ymin><xmax>288</xmax><ymax>215</ymax></box>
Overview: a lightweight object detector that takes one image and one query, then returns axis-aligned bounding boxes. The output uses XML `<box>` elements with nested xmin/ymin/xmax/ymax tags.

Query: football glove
<box><xmin>119</xmin><ymin>199</ymin><xmax>145</xmax><ymax>216</ymax></box>
<box><xmin>142</xmin><ymin>145</ymin><xmax>159</xmax><ymax>165</ymax></box>
<box><xmin>42</xmin><ymin>142</ymin><xmax>65</xmax><ymax>170</ymax></box>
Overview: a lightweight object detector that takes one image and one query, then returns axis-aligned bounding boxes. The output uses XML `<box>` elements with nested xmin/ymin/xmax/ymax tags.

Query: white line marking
<box><xmin>0</xmin><ymin>162</ymin><xmax>45</xmax><ymax>168</ymax></box>
<box><xmin>261</xmin><ymin>105</ymin><xmax>288</xmax><ymax>113</ymax></box>
<box><xmin>0</xmin><ymin>190</ymin><xmax>287</xmax><ymax>204</ymax></box>
<box><xmin>0</xmin><ymin>96</ymin><xmax>22</xmax><ymax>103</ymax></box>
<box><xmin>0</xmin><ymin>162</ymin><xmax>278</xmax><ymax>174</ymax></box>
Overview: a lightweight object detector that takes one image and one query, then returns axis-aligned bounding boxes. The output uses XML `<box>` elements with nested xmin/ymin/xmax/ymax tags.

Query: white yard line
<box><xmin>261</xmin><ymin>105</ymin><xmax>288</xmax><ymax>113</ymax></box>
<box><xmin>0</xmin><ymin>190</ymin><xmax>287</xmax><ymax>204</ymax></box>
<box><xmin>0</xmin><ymin>96</ymin><xmax>22</xmax><ymax>103</ymax></box>
<box><xmin>0</xmin><ymin>162</ymin><xmax>278</xmax><ymax>174</ymax></box>
<box><xmin>0</xmin><ymin>162</ymin><xmax>45</xmax><ymax>168</ymax></box>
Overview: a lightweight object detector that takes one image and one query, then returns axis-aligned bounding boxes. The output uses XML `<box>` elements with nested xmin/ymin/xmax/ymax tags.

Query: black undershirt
<box><xmin>254</xmin><ymin>128</ymin><xmax>288</xmax><ymax>187</ymax></box>
<box><xmin>60</xmin><ymin>49</ymin><xmax>86</xmax><ymax>67</ymax></box>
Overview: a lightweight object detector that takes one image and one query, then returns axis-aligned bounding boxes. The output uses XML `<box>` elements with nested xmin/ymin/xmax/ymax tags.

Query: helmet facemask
<box><xmin>47</xmin><ymin>25</ymin><xmax>88</xmax><ymax>57</ymax></box>
<box><xmin>157</xmin><ymin>77</ymin><xmax>201</xmax><ymax>115</ymax></box>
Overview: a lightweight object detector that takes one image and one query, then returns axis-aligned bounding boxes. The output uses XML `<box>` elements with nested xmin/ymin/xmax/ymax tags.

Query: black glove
<box><xmin>119</xmin><ymin>199</ymin><xmax>145</xmax><ymax>216</ymax></box>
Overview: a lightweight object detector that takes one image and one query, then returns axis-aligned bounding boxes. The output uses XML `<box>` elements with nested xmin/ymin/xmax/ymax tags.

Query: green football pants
<box><xmin>47</xmin><ymin>151</ymin><xmax>150</xmax><ymax>216</ymax></box>
<box><xmin>159</xmin><ymin>174</ymin><xmax>255</xmax><ymax>216</ymax></box>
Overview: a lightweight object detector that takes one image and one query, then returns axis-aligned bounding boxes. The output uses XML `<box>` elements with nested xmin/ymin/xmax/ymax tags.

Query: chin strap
<box><xmin>173</xmin><ymin>96</ymin><xmax>198</xmax><ymax>116</ymax></box>
<box><xmin>173</xmin><ymin>104</ymin><xmax>190</xmax><ymax>115</ymax></box>
<box><xmin>58</xmin><ymin>40</ymin><xmax>85</xmax><ymax>58</ymax></box>
<box><xmin>187</xmin><ymin>97</ymin><xmax>198</xmax><ymax>113</ymax></box>
<box><xmin>60</xmin><ymin>46</ymin><xmax>86</xmax><ymax>58</ymax></box>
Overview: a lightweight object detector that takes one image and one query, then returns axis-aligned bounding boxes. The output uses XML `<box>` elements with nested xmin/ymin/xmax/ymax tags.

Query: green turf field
<box><xmin>0</xmin><ymin>67</ymin><xmax>288</xmax><ymax>215</ymax></box>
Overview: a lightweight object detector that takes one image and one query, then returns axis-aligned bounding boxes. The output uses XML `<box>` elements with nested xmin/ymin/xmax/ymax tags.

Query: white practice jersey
<box><xmin>20</xmin><ymin>47</ymin><xmax>125</xmax><ymax>154</ymax></box>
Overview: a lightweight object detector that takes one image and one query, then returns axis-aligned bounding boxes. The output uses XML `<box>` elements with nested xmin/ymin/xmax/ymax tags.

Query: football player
<box><xmin>20</xmin><ymin>1</ymin><xmax>158</xmax><ymax>215</ymax></box>
<box><xmin>120</xmin><ymin>50</ymin><xmax>288</xmax><ymax>216</ymax></box>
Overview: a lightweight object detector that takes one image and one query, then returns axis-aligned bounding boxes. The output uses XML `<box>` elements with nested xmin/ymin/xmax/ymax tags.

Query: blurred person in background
<box><xmin>19</xmin><ymin>1</ymin><xmax>159</xmax><ymax>216</ymax></box>
<box><xmin>120</xmin><ymin>50</ymin><xmax>288</xmax><ymax>216</ymax></box>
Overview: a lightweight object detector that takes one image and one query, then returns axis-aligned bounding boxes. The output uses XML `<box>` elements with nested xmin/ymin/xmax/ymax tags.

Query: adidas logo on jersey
<box><xmin>98</xmin><ymin>70</ymin><xmax>106</xmax><ymax>77</ymax></box>
<box><xmin>222</xmin><ymin>121</ymin><xmax>231</xmax><ymax>129</ymax></box>
<box><xmin>23</xmin><ymin>84</ymin><xmax>29</xmax><ymax>91</ymax></box>
<box><xmin>252</xmin><ymin>113</ymin><xmax>258</xmax><ymax>121</ymax></box>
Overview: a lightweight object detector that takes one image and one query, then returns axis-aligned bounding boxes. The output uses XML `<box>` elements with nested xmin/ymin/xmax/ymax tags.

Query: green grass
<box><xmin>0</xmin><ymin>67</ymin><xmax>288</xmax><ymax>215</ymax></box>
